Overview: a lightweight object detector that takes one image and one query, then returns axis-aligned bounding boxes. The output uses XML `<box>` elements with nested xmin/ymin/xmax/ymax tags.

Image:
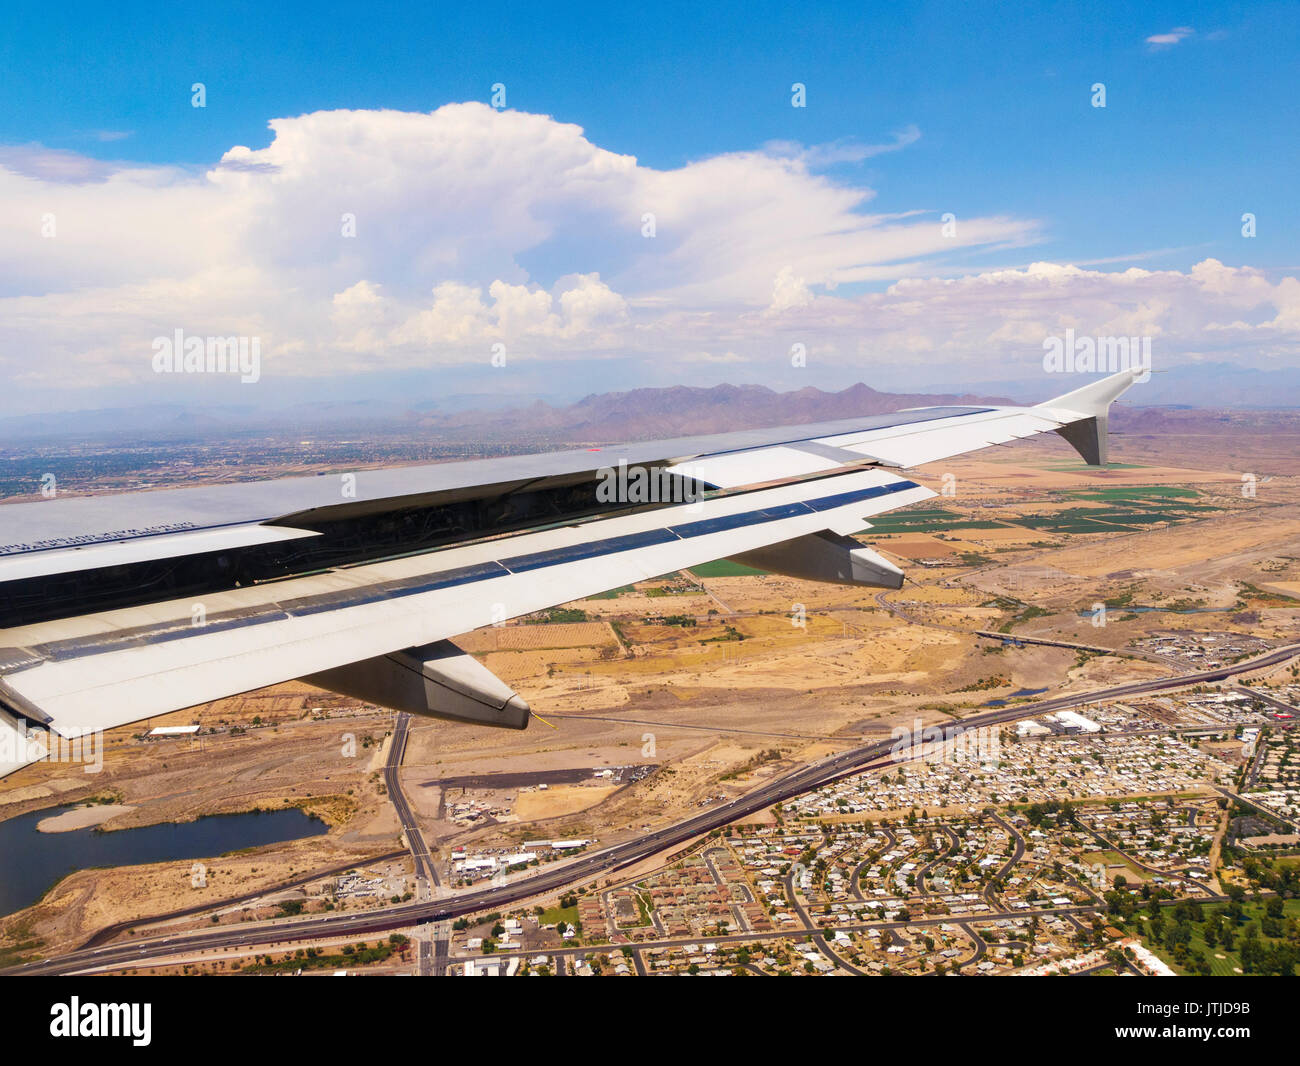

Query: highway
<box><xmin>77</xmin><ymin>848</ymin><xmax>408</xmax><ymax>951</ymax></box>
<box><xmin>974</xmin><ymin>630</ymin><xmax>1116</xmax><ymax>656</ymax></box>
<box><xmin>7</xmin><ymin>641</ymin><xmax>1296</xmax><ymax>976</ymax></box>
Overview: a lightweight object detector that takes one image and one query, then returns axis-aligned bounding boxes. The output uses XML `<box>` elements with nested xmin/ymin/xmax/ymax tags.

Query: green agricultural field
<box><xmin>689</xmin><ymin>559</ymin><xmax>767</xmax><ymax>577</ymax></box>
<box><xmin>1012</xmin><ymin>510</ymin><xmax>1142</xmax><ymax>533</ymax></box>
<box><xmin>587</xmin><ymin>585</ymin><xmax>634</xmax><ymax>599</ymax></box>
<box><xmin>1066</xmin><ymin>486</ymin><xmax>1199</xmax><ymax>501</ymax></box>
<box><xmin>1010</xmin><ymin>502</ymin><xmax>1209</xmax><ymax>534</ymax></box>
<box><xmin>868</xmin><ymin>490</ymin><xmax>1220</xmax><ymax>539</ymax></box>
<box><xmin>861</xmin><ymin>508</ymin><xmax>963</xmax><ymax>533</ymax></box>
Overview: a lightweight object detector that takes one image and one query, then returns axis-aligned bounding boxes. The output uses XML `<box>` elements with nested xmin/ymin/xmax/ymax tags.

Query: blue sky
<box><xmin>5</xmin><ymin>1</ymin><xmax>1295</xmax><ymax>271</ymax></box>
<box><xmin>1</xmin><ymin>1</ymin><xmax>1297</xmax><ymax>414</ymax></box>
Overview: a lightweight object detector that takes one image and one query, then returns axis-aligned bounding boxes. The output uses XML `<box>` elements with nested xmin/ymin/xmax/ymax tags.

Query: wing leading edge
<box><xmin>0</xmin><ymin>367</ymin><xmax>1144</xmax><ymax>777</ymax></box>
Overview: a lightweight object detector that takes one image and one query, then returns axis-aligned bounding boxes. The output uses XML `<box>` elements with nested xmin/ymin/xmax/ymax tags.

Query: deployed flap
<box><xmin>305</xmin><ymin>640</ymin><xmax>529</xmax><ymax>730</ymax></box>
<box><xmin>730</xmin><ymin>531</ymin><xmax>904</xmax><ymax>589</ymax></box>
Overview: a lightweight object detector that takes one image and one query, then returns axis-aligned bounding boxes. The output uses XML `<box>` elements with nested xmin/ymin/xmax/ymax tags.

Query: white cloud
<box><xmin>557</xmin><ymin>273</ymin><xmax>628</xmax><ymax>335</ymax></box>
<box><xmin>766</xmin><ymin>266</ymin><xmax>814</xmax><ymax>314</ymax></box>
<box><xmin>764</xmin><ymin>126</ymin><xmax>922</xmax><ymax>167</ymax></box>
<box><xmin>1145</xmin><ymin>26</ymin><xmax>1195</xmax><ymax>49</ymax></box>
<box><xmin>0</xmin><ymin>103</ymin><xmax>1295</xmax><ymax>406</ymax></box>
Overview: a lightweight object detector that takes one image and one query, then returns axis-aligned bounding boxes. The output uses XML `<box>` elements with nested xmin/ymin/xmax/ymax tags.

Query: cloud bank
<box><xmin>1</xmin><ymin>103</ymin><xmax>1296</xmax><ymax>409</ymax></box>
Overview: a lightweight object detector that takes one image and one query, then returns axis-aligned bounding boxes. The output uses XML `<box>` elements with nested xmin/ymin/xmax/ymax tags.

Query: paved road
<box><xmin>546</xmin><ymin>711</ymin><xmax>870</xmax><ymax>742</ymax></box>
<box><xmin>781</xmin><ymin>864</ymin><xmax>867</xmax><ymax>975</ymax></box>
<box><xmin>849</xmin><ymin>826</ymin><xmax>895</xmax><ymax>902</ymax></box>
<box><xmin>77</xmin><ymin>849</ymin><xmax>409</xmax><ymax>951</ymax></box>
<box><xmin>916</xmin><ymin>825</ymin><xmax>958</xmax><ymax>895</ymax></box>
<box><xmin>988</xmin><ymin>813</ymin><xmax>1025</xmax><ymax>879</ymax></box>
<box><xmin>702</xmin><ymin>847</ymin><xmax>751</xmax><ymax>932</ymax></box>
<box><xmin>386</xmin><ymin>714</ymin><xmax>439</xmax><ymax>889</ymax></box>
<box><xmin>956</xmin><ymin>921</ymin><xmax>987</xmax><ymax>971</ymax></box>
<box><xmin>385</xmin><ymin>712</ymin><xmax>446</xmax><ymax>975</ymax></box>
<box><xmin>9</xmin><ymin>642</ymin><xmax>1295</xmax><ymax>976</ymax></box>
<box><xmin>1213</xmin><ymin>784</ymin><xmax>1300</xmax><ymax>833</ymax></box>
<box><xmin>1072</xmin><ymin>813</ymin><xmax>1216</xmax><ymax>895</ymax></box>
<box><xmin>974</xmin><ymin>630</ymin><xmax>1115</xmax><ymax>656</ymax></box>
<box><xmin>875</xmin><ymin>589</ymin><xmax>1189</xmax><ymax>670</ymax></box>
<box><xmin>1235</xmin><ymin>684</ymin><xmax>1300</xmax><ymax>717</ymax></box>
<box><xmin>447</xmin><ymin>895</ymin><xmax>1228</xmax><ymax>973</ymax></box>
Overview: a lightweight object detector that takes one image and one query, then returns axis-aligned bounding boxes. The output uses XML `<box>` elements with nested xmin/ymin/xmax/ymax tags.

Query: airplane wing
<box><xmin>0</xmin><ymin>367</ymin><xmax>1143</xmax><ymax>776</ymax></box>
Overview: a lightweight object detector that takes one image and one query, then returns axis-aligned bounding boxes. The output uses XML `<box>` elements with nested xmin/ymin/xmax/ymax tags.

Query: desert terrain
<box><xmin>2</xmin><ymin>415</ymin><xmax>1298</xmax><ymax>960</ymax></box>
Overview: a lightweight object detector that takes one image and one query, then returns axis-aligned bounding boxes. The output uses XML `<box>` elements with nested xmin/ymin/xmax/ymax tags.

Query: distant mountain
<box><xmin>0</xmin><ymin>404</ymin><xmax>253</xmax><ymax>441</ymax></box>
<box><xmin>2</xmin><ymin>365</ymin><xmax>1294</xmax><ymax>448</ymax></box>
<box><xmin>418</xmin><ymin>382</ymin><xmax>1019</xmax><ymax>441</ymax></box>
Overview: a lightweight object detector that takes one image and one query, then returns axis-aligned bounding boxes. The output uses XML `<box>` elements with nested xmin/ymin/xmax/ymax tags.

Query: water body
<box><xmin>1074</xmin><ymin>606</ymin><xmax>1231</xmax><ymax>617</ymax></box>
<box><xmin>0</xmin><ymin>805</ymin><xmax>327</xmax><ymax>918</ymax></box>
<box><xmin>982</xmin><ymin>687</ymin><xmax>1050</xmax><ymax>708</ymax></box>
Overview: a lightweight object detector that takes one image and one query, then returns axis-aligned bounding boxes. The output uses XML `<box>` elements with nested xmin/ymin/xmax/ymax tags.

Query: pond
<box><xmin>982</xmin><ymin>687</ymin><xmax>1050</xmax><ymax>707</ymax></box>
<box><xmin>0</xmin><ymin>805</ymin><xmax>327</xmax><ymax>917</ymax></box>
<box><xmin>1074</xmin><ymin>606</ymin><xmax>1232</xmax><ymax>617</ymax></box>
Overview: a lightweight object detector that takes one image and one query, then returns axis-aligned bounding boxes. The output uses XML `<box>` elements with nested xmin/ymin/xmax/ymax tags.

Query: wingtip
<box><xmin>1034</xmin><ymin>366</ymin><xmax>1150</xmax><ymax>467</ymax></box>
<box><xmin>1035</xmin><ymin>365</ymin><xmax>1147</xmax><ymax>419</ymax></box>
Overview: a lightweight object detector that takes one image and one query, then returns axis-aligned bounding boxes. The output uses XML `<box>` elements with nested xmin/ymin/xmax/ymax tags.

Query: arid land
<box><xmin>2</xmin><ymin>413</ymin><xmax>1298</xmax><ymax>962</ymax></box>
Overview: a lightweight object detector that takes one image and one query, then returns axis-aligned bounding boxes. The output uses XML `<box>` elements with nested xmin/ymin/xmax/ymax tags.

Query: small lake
<box><xmin>1073</xmin><ymin>606</ymin><xmax>1232</xmax><ymax>617</ymax></box>
<box><xmin>982</xmin><ymin>687</ymin><xmax>1050</xmax><ymax>707</ymax></box>
<box><xmin>0</xmin><ymin>805</ymin><xmax>328</xmax><ymax>918</ymax></box>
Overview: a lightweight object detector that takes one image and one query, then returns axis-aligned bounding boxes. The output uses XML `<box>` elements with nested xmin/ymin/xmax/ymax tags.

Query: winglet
<box><xmin>1035</xmin><ymin>365</ymin><xmax>1146</xmax><ymax>419</ymax></box>
<box><xmin>1034</xmin><ymin>366</ymin><xmax>1145</xmax><ymax>467</ymax></box>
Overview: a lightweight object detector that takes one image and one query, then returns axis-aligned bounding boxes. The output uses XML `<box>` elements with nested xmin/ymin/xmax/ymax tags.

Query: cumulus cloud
<box><xmin>0</xmin><ymin>103</ymin><xmax>1295</xmax><ymax>408</ymax></box>
<box><xmin>766</xmin><ymin>266</ymin><xmax>814</xmax><ymax>314</ymax></box>
<box><xmin>823</xmin><ymin>259</ymin><xmax>1300</xmax><ymax>375</ymax></box>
